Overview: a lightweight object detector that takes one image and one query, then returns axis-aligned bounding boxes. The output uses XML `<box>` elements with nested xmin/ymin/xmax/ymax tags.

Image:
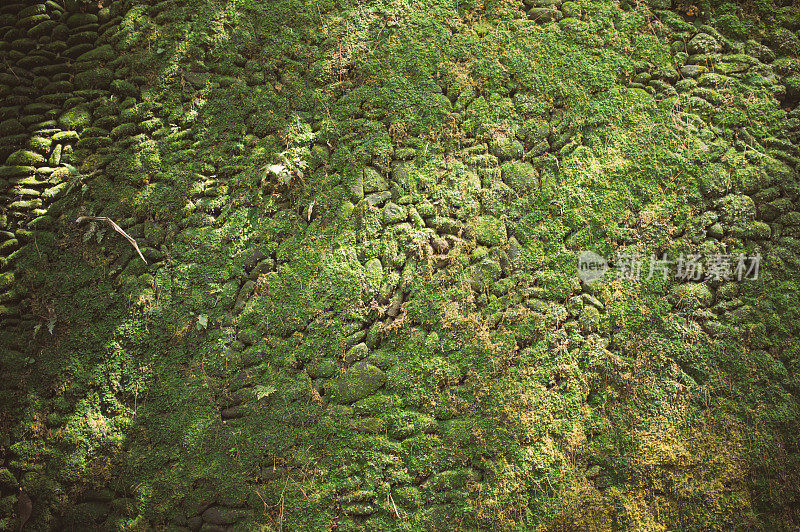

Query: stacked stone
<box><xmin>0</xmin><ymin>2</ymin><xmax>194</xmax><ymax>529</ymax></box>
<box><xmin>620</xmin><ymin>13</ymin><xmax>800</xmax><ymax>326</ymax></box>
<box><xmin>200</xmin><ymin>8</ymin><xmax>800</xmax><ymax>520</ymax></box>
<box><xmin>523</xmin><ymin>0</ymin><xmax>564</xmax><ymax>23</ymax></box>
<box><xmin>0</xmin><ymin>0</ymin><xmax>213</xmax><ymax>331</ymax></box>
<box><xmin>0</xmin><ymin>1</ymin><xmax>77</xmax><ymax>321</ymax></box>
<box><xmin>1</xmin><ymin>0</ymin><xmax>799</xmax><ymax>528</ymax></box>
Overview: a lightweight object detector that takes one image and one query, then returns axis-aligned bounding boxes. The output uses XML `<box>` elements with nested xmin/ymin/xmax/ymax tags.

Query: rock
<box><xmin>365</xmin><ymin>190</ymin><xmax>391</xmax><ymax>206</ymax></box>
<box><xmin>391</xmin><ymin>161</ymin><xmax>411</xmax><ymax>191</ymax></box>
<box><xmin>383</xmin><ymin>202</ymin><xmax>407</xmax><ymax>224</ymax></box>
<box><xmin>337</xmin><ymin>200</ymin><xmax>355</xmax><ymax>220</ymax></box>
<box><xmin>473</xmin><ymin>216</ymin><xmax>507</xmax><ymax>246</ymax></box>
<box><xmin>76</xmin><ymin>44</ymin><xmax>115</xmax><ymax>62</ymax></box>
<box><xmin>42</xmin><ymin>182</ymin><xmax>68</xmax><ymax>199</ymax></box>
<box><xmin>767</xmin><ymin>28</ymin><xmax>800</xmax><ymax>57</ymax></box>
<box><xmin>395</xmin><ymin>147</ymin><xmax>416</xmax><ymax>160</ymax></box>
<box><xmin>697</xmin><ymin>164</ymin><xmax>731</xmax><ymax>198</ymax></box>
<box><xmin>6</xmin><ymin>150</ymin><xmax>44</xmax><ymax>165</ymax></box>
<box><xmin>9</xmin><ymin>199</ymin><xmax>42</xmax><ymax>210</ymax></box>
<box><xmin>786</xmin><ymin>75</ymin><xmax>800</xmax><ymax>101</ymax></box>
<box><xmin>430</xmin><ymin>469</ymin><xmax>470</xmax><ymax>492</ymax></box>
<box><xmin>111</xmin><ymin>123</ymin><xmax>138</xmax><ymax>139</ymax></box>
<box><xmin>528</xmin><ymin>138</ymin><xmax>550</xmax><ymax>157</ymax></box>
<box><xmin>62</xmin><ymin>501</ymin><xmax>108</xmax><ymax>529</ymax></box>
<box><xmin>19</xmin><ymin>4</ymin><xmax>47</xmax><ymax>18</ymax></box>
<box><xmin>0</xmin><ymin>469</ymin><xmax>17</xmax><ymax>491</ymax></box>
<box><xmin>527</xmin><ymin>6</ymin><xmax>562</xmax><ymax>21</ymax></box>
<box><xmin>236</xmin><ymin>329</ymin><xmax>257</xmax><ymax>345</ymax></box>
<box><xmin>671</xmin><ymin>283</ymin><xmax>713</xmax><ymax>309</ymax></box>
<box><xmin>697</xmin><ymin>73</ymin><xmax>732</xmax><ymax>89</ymax></box>
<box><xmin>480</xmin><ymin>181</ymin><xmax>514</xmax><ymax>217</ymax></box>
<box><xmin>345</xmin><ymin>343</ymin><xmax>371</xmax><ymax>365</ymax></box>
<box><xmin>348</xmin><ymin>171</ymin><xmax>364</xmax><ymax>200</ymax></box>
<box><xmin>0</xmin><ymin>118</ymin><xmax>24</xmax><ymax>136</ymax></box>
<box><xmin>307</xmin><ymin>358</ymin><xmax>338</xmax><ymax>378</ymax></box>
<box><xmin>594</xmin><ymin>475</ymin><xmax>611</xmax><ymax>489</ymax></box>
<box><xmin>51</xmin><ymin>130</ymin><xmax>80</xmax><ymax>142</ymax></box>
<box><xmin>579</xmin><ymin>305</ymin><xmax>601</xmax><ymax>332</ymax></box>
<box><xmin>366</xmin><ymin>349</ymin><xmax>398</xmax><ymax>370</ymax></box>
<box><xmin>465</xmin><ymin>153</ymin><xmax>498</xmax><ymax>168</ymax></box>
<box><xmin>0</xmin><ymin>166</ymin><xmax>35</xmax><ymax>179</ymax></box>
<box><xmin>470</xmin><ymin>258</ymin><xmax>502</xmax><ymax>291</ymax></box>
<box><xmin>244</xmin><ymin>249</ymin><xmax>266</xmax><ymax>272</ymax></box>
<box><xmin>428</xmin><ymin>217</ymin><xmax>463</xmax><ymax>235</ymax></box>
<box><xmin>76</xmin><ymin>136</ymin><xmax>111</xmax><ymax>150</ymax></box>
<box><xmin>780</xmin><ymin>212</ymin><xmax>800</xmax><ymax>227</ymax></box>
<box><xmin>81</xmin><ymin>489</ymin><xmax>114</xmax><ymax>503</ymax></box>
<box><xmin>66</xmin><ymin>43</ymin><xmax>96</xmax><ymax>60</ymax></box>
<box><xmin>221</xmin><ymin>406</ymin><xmax>245</xmax><ymax>420</ymax></box>
<box><xmin>331</xmin><ymin>362</ymin><xmax>386</xmax><ymax>404</ymax></box>
<box><xmin>27</xmin><ymin>136</ymin><xmax>52</xmax><ymax>153</ymax></box>
<box><xmin>408</xmin><ymin>206</ymin><xmax>425</xmax><ymax>228</ymax></box>
<box><xmin>730</xmin><ymin>221</ymin><xmax>771</xmax><ymax>240</ymax></box>
<box><xmin>308</xmin><ymin>144</ymin><xmax>330</xmax><ymax>168</ymax></box>
<box><xmin>233</xmin><ymin>280</ymin><xmax>256</xmax><ymax>313</ymax></box>
<box><xmin>416</xmin><ymin>201</ymin><xmax>435</xmax><ymax>217</ymax></box>
<box><xmin>111</xmin><ymin>78</ymin><xmax>138</xmax><ymax>97</ymax></box>
<box><xmin>393</xmin><ymin>487</ymin><xmax>421</xmax><ymax>509</ymax></box>
<box><xmin>680</xmin><ymin>65</ymin><xmax>707</xmax><ymax>78</ymax></box>
<box><xmin>365</xmin><ymin>257</ymin><xmax>383</xmax><ymax>277</ymax></box>
<box><xmin>58</xmin><ymin>106</ymin><xmax>91</xmax><ymax>130</ymax></box>
<box><xmin>490</xmin><ymin>136</ymin><xmax>524</xmax><ymax>160</ymax></box>
<box><xmin>501</xmin><ymin>161</ymin><xmax>538</xmax><ymax>193</ymax></box>
<box><xmin>718</xmin><ymin>194</ymin><xmax>756</xmax><ymax>223</ymax></box>
<box><xmin>432</xmin><ymin>237</ymin><xmax>449</xmax><ymax>254</ymax></box>
<box><xmin>707</xmin><ymin>223</ymin><xmax>724</xmax><ymax>239</ymax></box>
<box><xmin>342</xmin><ymin>503</ymin><xmax>375</xmax><ymax>516</ymax></box>
<box><xmin>745</xmin><ymin>40</ymin><xmax>775</xmax><ymax>63</ymax></box>
<box><xmin>561</xmin><ymin>1</ymin><xmax>580</xmax><ymax>17</ymax></box>
<box><xmin>187</xmin><ymin>516</ymin><xmax>203</xmax><ymax>531</ymax></box>
<box><xmin>66</xmin><ymin>12</ymin><xmax>98</xmax><ymax>28</ymax></box>
<box><xmin>201</xmin><ymin>506</ymin><xmax>247</xmax><ymax>526</ymax></box>
<box><xmin>687</xmin><ymin>33</ymin><xmax>721</xmax><ymax>55</ymax></box>
<box><xmin>362</xmin><ymin>166</ymin><xmax>389</xmax><ymax>193</ymax></box>
<box><xmin>351</xmin><ymin>417</ymin><xmax>386</xmax><ymax>433</ymax></box>
<box><xmin>74</xmin><ymin>68</ymin><xmax>113</xmax><ymax>89</ymax></box>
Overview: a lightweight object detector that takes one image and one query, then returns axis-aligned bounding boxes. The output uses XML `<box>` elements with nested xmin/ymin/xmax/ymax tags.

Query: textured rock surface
<box><xmin>0</xmin><ymin>0</ymin><xmax>799</xmax><ymax>530</ymax></box>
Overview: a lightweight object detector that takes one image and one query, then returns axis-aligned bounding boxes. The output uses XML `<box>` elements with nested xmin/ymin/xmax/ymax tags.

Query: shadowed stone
<box><xmin>331</xmin><ymin>362</ymin><xmax>386</xmax><ymax>404</ymax></box>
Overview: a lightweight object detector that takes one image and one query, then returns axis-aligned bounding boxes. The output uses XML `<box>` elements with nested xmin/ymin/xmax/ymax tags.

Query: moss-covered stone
<box><xmin>57</xmin><ymin>106</ymin><xmax>92</xmax><ymax>131</ymax></box>
<box><xmin>472</xmin><ymin>215</ymin><xmax>507</xmax><ymax>246</ymax></box>
<box><xmin>74</xmin><ymin>68</ymin><xmax>113</xmax><ymax>90</ymax></box>
<box><xmin>362</xmin><ymin>166</ymin><xmax>389</xmax><ymax>193</ymax></box>
<box><xmin>501</xmin><ymin>161</ymin><xmax>538</xmax><ymax>193</ymax></box>
<box><xmin>671</xmin><ymin>283</ymin><xmax>713</xmax><ymax>309</ymax></box>
<box><xmin>6</xmin><ymin>150</ymin><xmax>45</xmax><ymax>165</ymax></box>
<box><xmin>490</xmin><ymin>136</ymin><xmax>524</xmax><ymax>161</ymax></box>
<box><xmin>330</xmin><ymin>362</ymin><xmax>386</xmax><ymax>404</ymax></box>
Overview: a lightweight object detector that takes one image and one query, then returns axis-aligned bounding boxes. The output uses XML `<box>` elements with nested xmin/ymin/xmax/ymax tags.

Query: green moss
<box><xmin>671</xmin><ymin>283</ymin><xmax>713</xmax><ymax>309</ymax></box>
<box><xmin>58</xmin><ymin>106</ymin><xmax>92</xmax><ymax>131</ymax></box>
<box><xmin>2</xmin><ymin>0</ymin><xmax>800</xmax><ymax>529</ymax></box>
<box><xmin>501</xmin><ymin>161</ymin><xmax>539</xmax><ymax>193</ymax></box>
<box><xmin>472</xmin><ymin>216</ymin><xmax>507</xmax><ymax>246</ymax></box>
<box><xmin>5</xmin><ymin>150</ymin><xmax>45</xmax><ymax>165</ymax></box>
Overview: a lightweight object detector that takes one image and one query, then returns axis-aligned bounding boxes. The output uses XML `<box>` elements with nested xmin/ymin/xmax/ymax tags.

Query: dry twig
<box><xmin>75</xmin><ymin>216</ymin><xmax>148</xmax><ymax>264</ymax></box>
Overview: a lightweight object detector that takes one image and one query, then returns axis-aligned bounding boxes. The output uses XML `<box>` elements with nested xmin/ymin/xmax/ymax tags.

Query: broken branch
<box><xmin>75</xmin><ymin>216</ymin><xmax>148</xmax><ymax>264</ymax></box>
